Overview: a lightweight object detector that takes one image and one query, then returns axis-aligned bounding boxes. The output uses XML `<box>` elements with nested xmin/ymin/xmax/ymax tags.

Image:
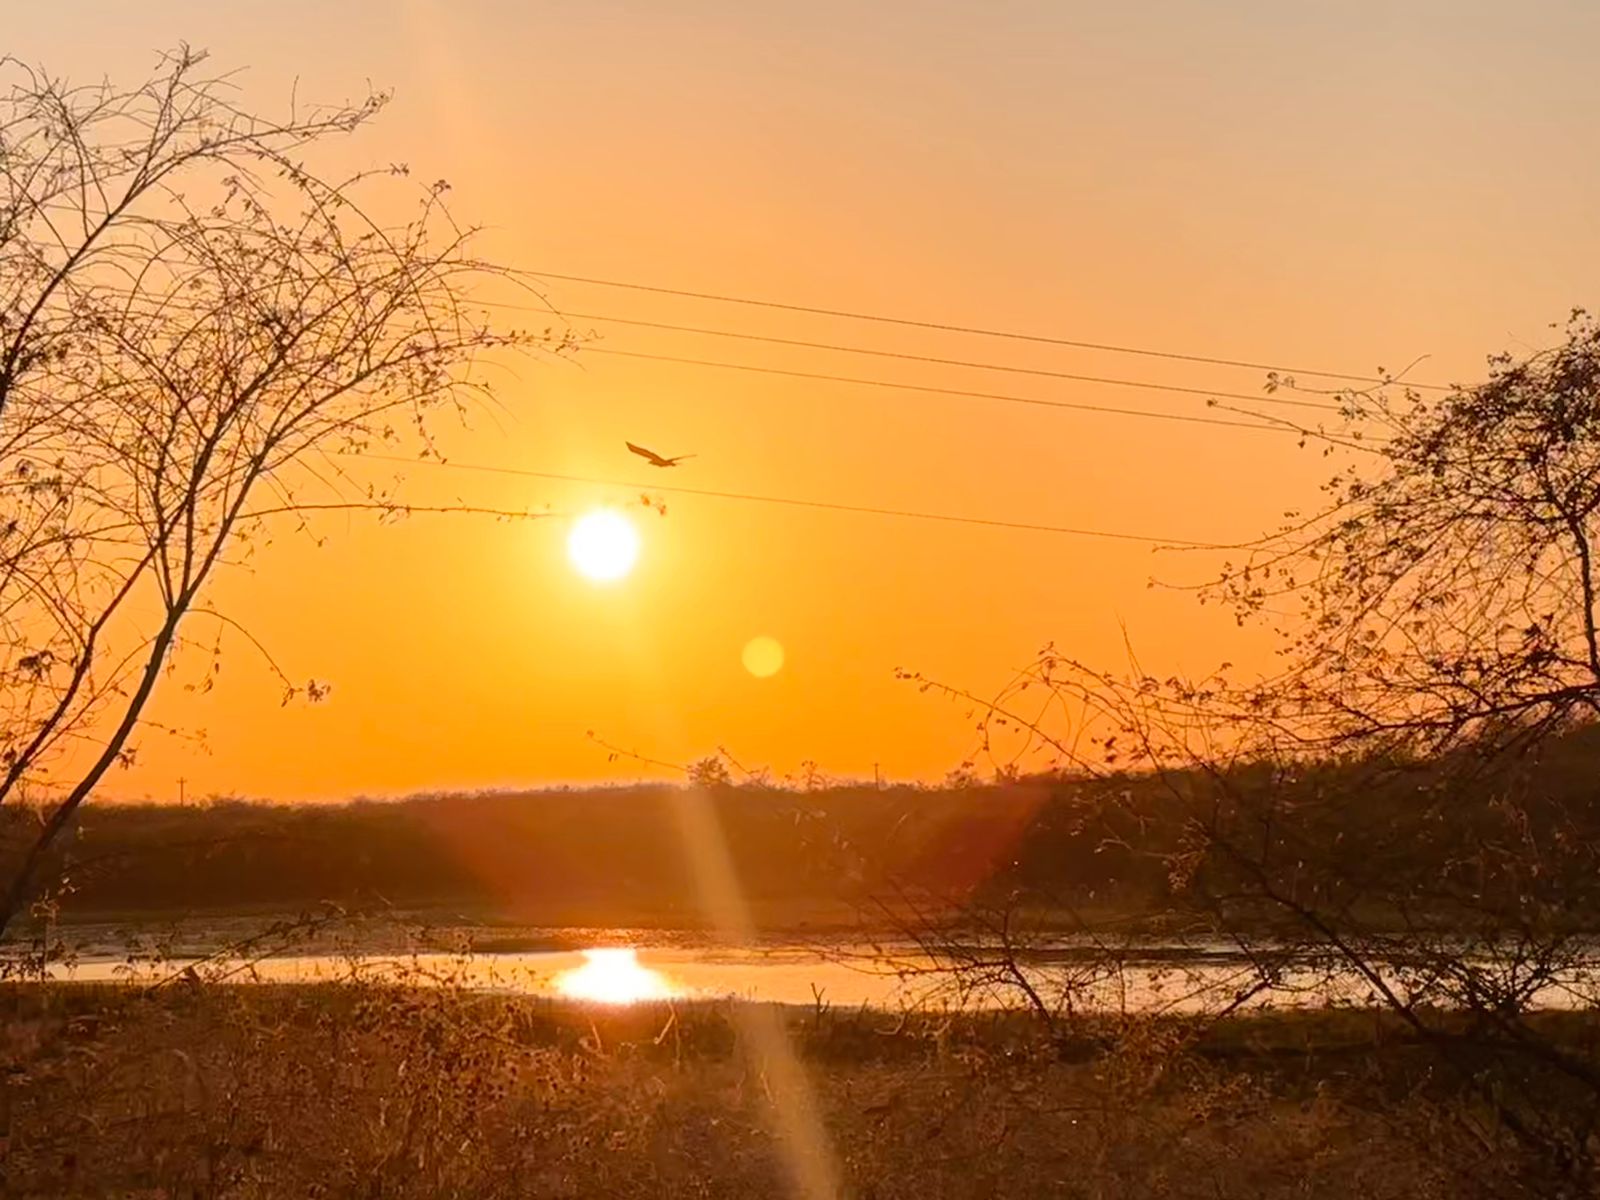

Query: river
<box><xmin>27</xmin><ymin>932</ymin><xmax>1594</xmax><ymax>1013</ymax></box>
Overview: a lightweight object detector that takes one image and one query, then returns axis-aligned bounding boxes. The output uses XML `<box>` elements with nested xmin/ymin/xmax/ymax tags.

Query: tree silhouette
<box><xmin>0</xmin><ymin>48</ymin><xmax>562</xmax><ymax>933</ymax></box>
<box><xmin>910</xmin><ymin>314</ymin><xmax>1600</xmax><ymax>1188</ymax></box>
<box><xmin>1215</xmin><ymin>310</ymin><xmax>1600</xmax><ymax>757</ymax></box>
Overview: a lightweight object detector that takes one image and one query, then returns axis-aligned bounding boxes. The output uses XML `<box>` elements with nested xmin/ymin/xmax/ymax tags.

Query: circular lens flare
<box><xmin>742</xmin><ymin>636</ymin><xmax>785</xmax><ymax>678</ymax></box>
<box><xmin>567</xmin><ymin>509</ymin><xmax>640</xmax><ymax>583</ymax></box>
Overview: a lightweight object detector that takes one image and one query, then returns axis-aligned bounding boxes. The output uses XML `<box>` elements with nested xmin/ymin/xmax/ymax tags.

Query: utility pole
<box><xmin>177</xmin><ymin>777</ymin><xmax>187</xmax><ymax>805</ymax></box>
<box><xmin>873</xmin><ymin>762</ymin><xmax>881</xmax><ymax>791</ymax></box>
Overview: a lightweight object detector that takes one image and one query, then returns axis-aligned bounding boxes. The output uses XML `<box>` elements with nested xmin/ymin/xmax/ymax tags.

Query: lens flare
<box><xmin>742</xmin><ymin>636</ymin><xmax>785</xmax><ymax>678</ymax></box>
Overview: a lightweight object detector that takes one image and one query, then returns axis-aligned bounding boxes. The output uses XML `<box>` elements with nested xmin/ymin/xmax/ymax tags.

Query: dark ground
<box><xmin>3</xmin><ymin>982</ymin><xmax>1578</xmax><ymax>1199</ymax></box>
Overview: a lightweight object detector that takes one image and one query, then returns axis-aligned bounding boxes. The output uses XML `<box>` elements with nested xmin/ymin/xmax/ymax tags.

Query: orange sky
<box><xmin>11</xmin><ymin>2</ymin><xmax>1600</xmax><ymax>800</ymax></box>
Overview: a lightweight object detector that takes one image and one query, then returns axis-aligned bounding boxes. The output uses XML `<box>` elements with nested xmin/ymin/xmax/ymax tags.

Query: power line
<box><xmin>585</xmin><ymin>347</ymin><xmax>1306</xmax><ymax>433</ymax></box>
<box><xmin>354</xmin><ymin>452</ymin><xmax>1237</xmax><ymax>548</ymax></box>
<box><xmin>513</xmin><ymin>269</ymin><xmax>1450</xmax><ymax>392</ymax></box>
<box><xmin>485</xmin><ymin>306</ymin><xmax>1343</xmax><ymax>414</ymax></box>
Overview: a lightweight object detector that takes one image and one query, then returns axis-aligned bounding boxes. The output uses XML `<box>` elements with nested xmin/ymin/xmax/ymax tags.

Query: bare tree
<box><xmin>0</xmin><ymin>48</ymin><xmax>562</xmax><ymax>934</ymax></box>
<box><xmin>906</xmin><ymin>314</ymin><xmax>1600</xmax><ymax>1191</ymax></box>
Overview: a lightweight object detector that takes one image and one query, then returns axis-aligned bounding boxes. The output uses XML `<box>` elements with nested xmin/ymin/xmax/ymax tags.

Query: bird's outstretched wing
<box><xmin>626</xmin><ymin>441</ymin><xmax>669</xmax><ymax>466</ymax></box>
<box><xmin>628</xmin><ymin>441</ymin><xmax>696</xmax><ymax>467</ymax></box>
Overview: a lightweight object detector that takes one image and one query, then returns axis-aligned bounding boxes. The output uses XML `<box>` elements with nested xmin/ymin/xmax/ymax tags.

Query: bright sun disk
<box><xmin>567</xmin><ymin>509</ymin><xmax>640</xmax><ymax>583</ymax></box>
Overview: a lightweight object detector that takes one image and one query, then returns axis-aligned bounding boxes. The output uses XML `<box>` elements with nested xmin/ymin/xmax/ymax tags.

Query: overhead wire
<box><xmin>353</xmin><ymin>452</ymin><xmax>1242</xmax><ymax>549</ymax></box>
<box><xmin>480</xmin><ymin>305</ymin><xmax>1346</xmax><ymax>414</ymax></box>
<box><xmin>402</xmin><ymin>272</ymin><xmax>1399</xmax><ymax>544</ymax></box>
<box><xmin>510</xmin><ymin>268</ymin><xmax>1451</xmax><ymax>392</ymax></box>
<box><xmin>582</xmin><ymin>347</ymin><xmax>1313</xmax><ymax>433</ymax></box>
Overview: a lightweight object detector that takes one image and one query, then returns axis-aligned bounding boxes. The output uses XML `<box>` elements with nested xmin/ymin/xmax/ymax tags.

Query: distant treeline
<box><xmin>7</xmin><ymin>728</ymin><xmax>1600</xmax><ymax>929</ymax></box>
<box><xmin>2</xmin><ymin>781</ymin><xmax>1127</xmax><ymax>927</ymax></box>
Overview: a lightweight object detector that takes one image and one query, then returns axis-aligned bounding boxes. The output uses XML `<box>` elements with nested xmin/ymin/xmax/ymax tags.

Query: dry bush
<box><xmin>4</xmin><ymin>979</ymin><xmax>1543</xmax><ymax>1199</ymax></box>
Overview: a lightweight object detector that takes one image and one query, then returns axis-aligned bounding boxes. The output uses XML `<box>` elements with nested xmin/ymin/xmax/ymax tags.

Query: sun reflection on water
<box><xmin>553</xmin><ymin>948</ymin><xmax>678</xmax><ymax>1004</ymax></box>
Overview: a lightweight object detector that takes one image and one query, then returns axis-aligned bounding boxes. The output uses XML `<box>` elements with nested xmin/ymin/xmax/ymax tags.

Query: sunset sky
<box><xmin>11</xmin><ymin>1</ymin><xmax>1600</xmax><ymax>801</ymax></box>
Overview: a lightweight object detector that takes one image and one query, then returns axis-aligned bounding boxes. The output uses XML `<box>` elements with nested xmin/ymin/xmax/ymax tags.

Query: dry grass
<box><xmin>0</xmin><ymin>982</ymin><xmax>1571</xmax><ymax>1199</ymax></box>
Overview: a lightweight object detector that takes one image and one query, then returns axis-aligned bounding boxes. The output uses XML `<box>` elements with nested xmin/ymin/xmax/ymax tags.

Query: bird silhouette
<box><xmin>626</xmin><ymin>441</ymin><xmax>696</xmax><ymax>467</ymax></box>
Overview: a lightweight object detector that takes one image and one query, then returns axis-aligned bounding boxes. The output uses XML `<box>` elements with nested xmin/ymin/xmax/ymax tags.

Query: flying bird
<box><xmin>626</xmin><ymin>441</ymin><xmax>696</xmax><ymax>468</ymax></box>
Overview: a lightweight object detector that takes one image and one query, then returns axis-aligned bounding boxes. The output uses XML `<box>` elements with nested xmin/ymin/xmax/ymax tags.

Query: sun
<box><xmin>567</xmin><ymin>509</ymin><xmax>640</xmax><ymax>583</ymax></box>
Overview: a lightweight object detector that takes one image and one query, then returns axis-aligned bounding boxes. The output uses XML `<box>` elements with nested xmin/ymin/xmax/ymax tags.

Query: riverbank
<box><xmin>3</xmin><ymin>982</ymin><xmax>1580</xmax><ymax>1198</ymax></box>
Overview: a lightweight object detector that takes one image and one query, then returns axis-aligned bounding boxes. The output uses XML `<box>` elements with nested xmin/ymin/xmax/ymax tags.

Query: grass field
<box><xmin>3</xmin><ymin>981</ymin><xmax>1570</xmax><ymax>1199</ymax></box>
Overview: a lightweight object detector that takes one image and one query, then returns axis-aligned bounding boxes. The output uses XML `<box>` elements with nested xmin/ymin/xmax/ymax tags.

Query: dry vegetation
<box><xmin>7</xmin><ymin>980</ymin><xmax>1569</xmax><ymax>1200</ymax></box>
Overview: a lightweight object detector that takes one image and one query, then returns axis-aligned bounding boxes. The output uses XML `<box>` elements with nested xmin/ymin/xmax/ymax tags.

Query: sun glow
<box><xmin>567</xmin><ymin>509</ymin><xmax>640</xmax><ymax>583</ymax></box>
<box><xmin>553</xmin><ymin>948</ymin><xmax>677</xmax><ymax>1004</ymax></box>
